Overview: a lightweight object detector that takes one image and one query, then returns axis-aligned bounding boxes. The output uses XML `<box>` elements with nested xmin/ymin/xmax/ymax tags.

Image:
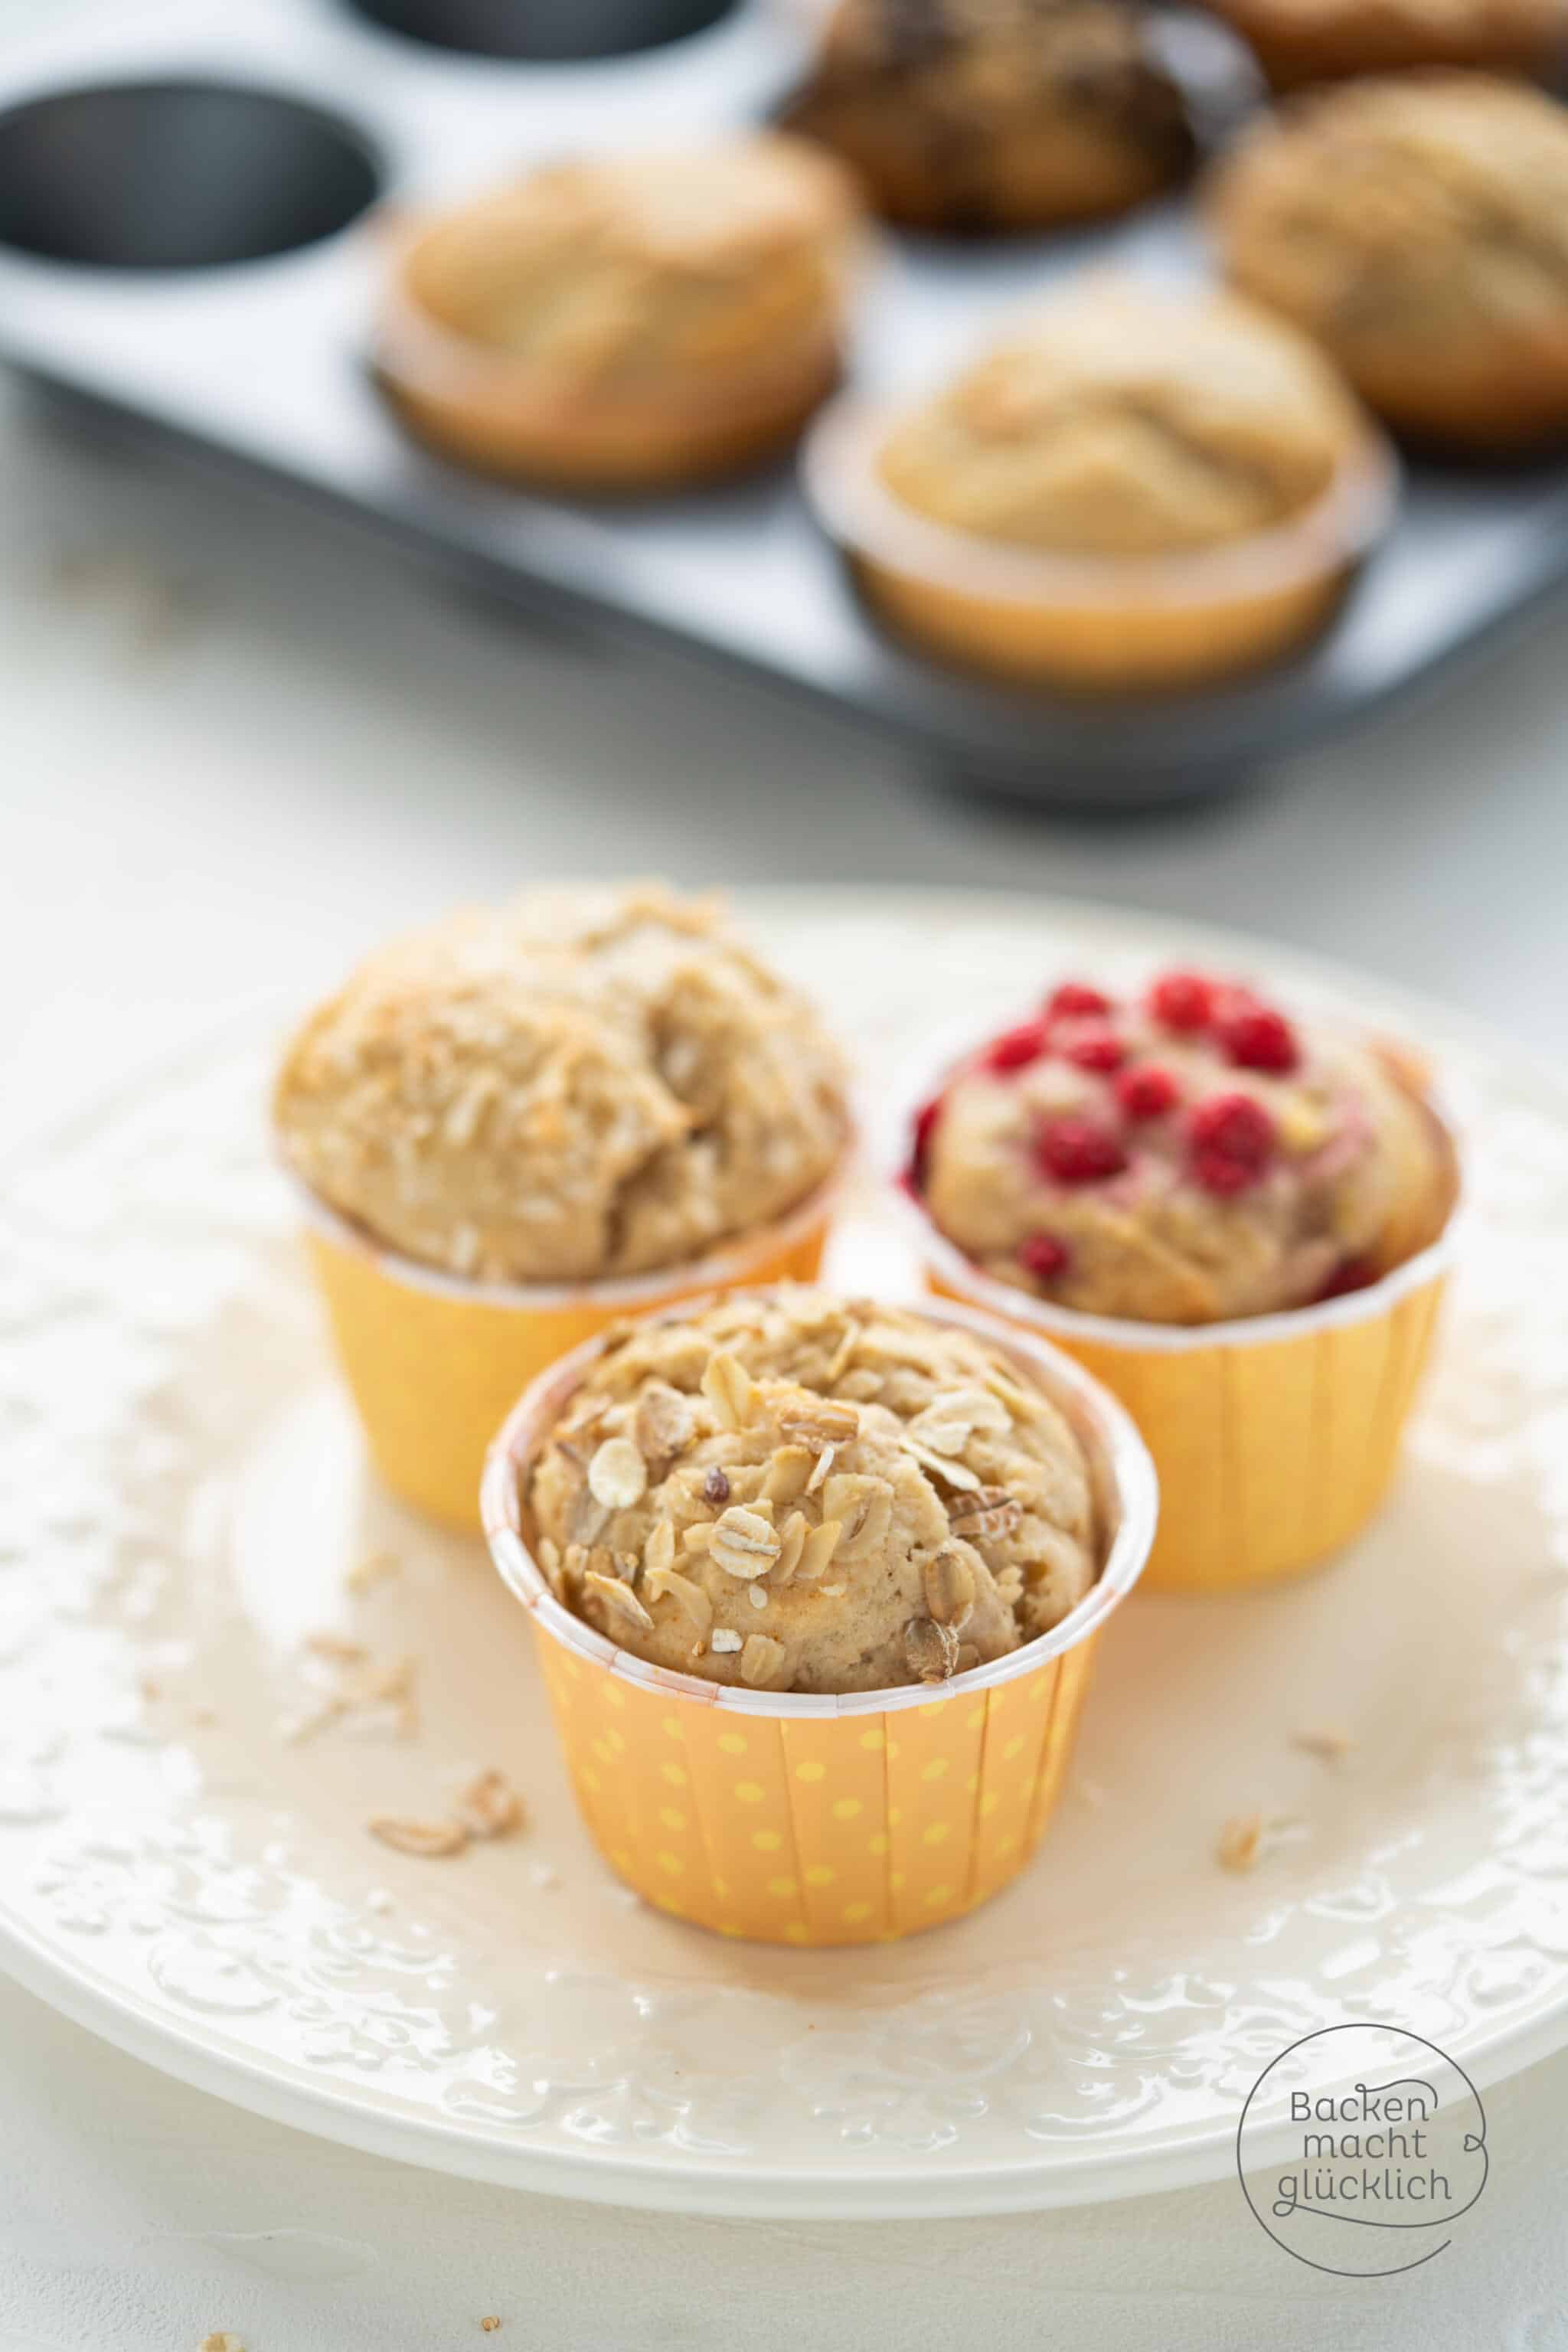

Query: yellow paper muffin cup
<box><xmin>481</xmin><ymin>1293</ymin><xmax>1156</xmax><ymax>1948</ymax></box>
<box><xmin>291</xmin><ymin>1160</ymin><xmax>848</xmax><ymax>1533</ymax></box>
<box><xmin>900</xmin><ymin>1195</ymin><xmax>1452</xmax><ymax>1596</ymax></box>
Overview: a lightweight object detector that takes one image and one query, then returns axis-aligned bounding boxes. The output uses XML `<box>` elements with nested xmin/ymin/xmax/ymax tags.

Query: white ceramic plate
<box><xmin>0</xmin><ymin>890</ymin><xmax>1564</xmax><ymax>2220</ymax></box>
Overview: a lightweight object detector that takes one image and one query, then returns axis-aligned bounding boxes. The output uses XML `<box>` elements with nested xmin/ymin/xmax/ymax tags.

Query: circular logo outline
<box><xmin>1236</xmin><ymin>2024</ymin><xmax>1489</xmax><ymax>2278</ymax></box>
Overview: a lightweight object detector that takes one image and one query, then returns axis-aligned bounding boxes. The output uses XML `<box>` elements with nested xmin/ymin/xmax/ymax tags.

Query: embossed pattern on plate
<box><xmin>0</xmin><ymin>891</ymin><xmax>1564</xmax><ymax>2217</ymax></box>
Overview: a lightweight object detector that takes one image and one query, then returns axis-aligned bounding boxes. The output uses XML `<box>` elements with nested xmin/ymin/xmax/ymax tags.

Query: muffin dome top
<box><xmin>876</xmin><ymin>283</ymin><xmax>1366</xmax><ymax>556</ymax></box>
<box><xmin>1204</xmin><ymin>0</ymin><xmax>1562</xmax><ymax>90</ymax></box>
<box><xmin>273</xmin><ymin>887</ymin><xmax>849</xmax><ymax>1285</ymax></box>
<box><xmin>1210</xmin><ymin>74</ymin><xmax>1568</xmax><ymax>349</ymax></box>
<box><xmin>398</xmin><ymin>136</ymin><xmax>858</xmax><ymax>387</ymax></box>
<box><xmin>783</xmin><ymin>0</ymin><xmax>1193</xmax><ymax>228</ymax></box>
<box><xmin>527</xmin><ymin>1289</ymin><xmax>1098</xmax><ymax>1694</ymax></box>
<box><xmin>914</xmin><ymin>969</ymin><xmax>1455</xmax><ymax>1325</ymax></box>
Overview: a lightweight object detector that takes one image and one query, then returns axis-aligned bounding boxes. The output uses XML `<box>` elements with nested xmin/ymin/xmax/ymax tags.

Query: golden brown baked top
<box><xmin>786</xmin><ymin>0</ymin><xmax>1193</xmax><ymax>214</ymax></box>
<box><xmin>1210</xmin><ymin>0</ymin><xmax>1562</xmax><ymax>85</ymax></box>
<box><xmin>273</xmin><ymin>887</ymin><xmax>850</xmax><ymax>1285</ymax></box>
<box><xmin>527</xmin><ymin>1289</ymin><xmax>1098</xmax><ymax>1693</ymax></box>
<box><xmin>1210</xmin><ymin>74</ymin><xmax>1568</xmax><ymax>345</ymax></box>
<box><xmin>876</xmin><ymin>282</ymin><xmax>1364</xmax><ymax>556</ymax></box>
<box><xmin>913</xmin><ymin>969</ymin><xmax>1455</xmax><ymax>1324</ymax></box>
<box><xmin>398</xmin><ymin>136</ymin><xmax>858</xmax><ymax>390</ymax></box>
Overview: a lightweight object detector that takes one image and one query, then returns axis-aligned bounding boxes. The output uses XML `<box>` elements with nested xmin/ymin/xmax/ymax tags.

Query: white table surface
<box><xmin>3</xmin><ymin>4</ymin><xmax>1568</xmax><ymax>2337</ymax></box>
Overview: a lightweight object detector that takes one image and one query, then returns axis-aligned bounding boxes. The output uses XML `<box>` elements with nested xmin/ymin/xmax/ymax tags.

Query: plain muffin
<box><xmin>527</xmin><ymin>1289</ymin><xmax>1099</xmax><ymax>1691</ymax></box>
<box><xmin>380</xmin><ymin>134</ymin><xmax>861</xmax><ymax>486</ymax></box>
<box><xmin>913</xmin><ymin>967</ymin><xmax>1456</xmax><ymax>1325</ymax></box>
<box><xmin>783</xmin><ymin>0</ymin><xmax>1194</xmax><ymax>231</ymax></box>
<box><xmin>273</xmin><ymin>886</ymin><xmax>850</xmax><ymax>1285</ymax></box>
<box><xmin>1210</xmin><ymin>73</ymin><xmax>1568</xmax><ymax>452</ymax></box>
<box><xmin>808</xmin><ymin>277</ymin><xmax>1389</xmax><ymax>687</ymax></box>
<box><xmin>877</xmin><ymin>279</ymin><xmax>1366</xmax><ymax>555</ymax></box>
<box><xmin>1204</xmin><ymin>0</ymin><xmax>1563</xmax><ymax>90</ymax></box>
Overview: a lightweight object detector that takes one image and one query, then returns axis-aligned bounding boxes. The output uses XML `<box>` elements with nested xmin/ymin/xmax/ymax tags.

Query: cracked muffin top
<box><xmin>875</xmin><ymin>281</ymin><xmax>1367</xmax><ymax>557</ymax></box>
<box><xmin>1211</xmin><ymin>75</ymin><xmax>1568</xmax><ymax>368</ymax></box>
<box><xmin>397</xmin><ymin>135</ymin><xmax>858</xmax><ymax>387</ymax></box>
<box><xmin>526</xmin><ymin>1289</ymin><xmax>1099</xmax><ymax>1694</ymax></box>
<box><xmin>910</xmin><ymin>969</ymin><xmax>1457</xmax><ymax>1325</ymax></box>
<box><xmin>273</xmin><ymin>887</ymin><xmax>850</xmax><ymax>1285</ymax></box>
<box><xmin>783</xmin><ymin>0</ymin><xmax>1194</xmax><ymax>230</ymax></box>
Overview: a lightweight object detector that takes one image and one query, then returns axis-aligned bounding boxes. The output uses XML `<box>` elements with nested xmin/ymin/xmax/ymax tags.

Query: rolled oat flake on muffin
<box><xmin>273</xmin><ymin>884</ymin><xmax>850</xmax><ymax>1285</ymax></box>
<box><xmin>526</xmin><ymin>1289</ymin><xmax>1100</xmax><ymax>1693</ymax></box>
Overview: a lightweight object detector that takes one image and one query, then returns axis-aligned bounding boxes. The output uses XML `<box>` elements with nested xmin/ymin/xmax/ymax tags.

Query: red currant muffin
<box><xmin>911</xmin><ymin>969</ymin><xmax>1455</xmax><ymax>1325</ymax></box>
<box><xmin>903</xmin><ymin>965</ymin><xmax>1459</xmax><ymax>1591</ymax></box>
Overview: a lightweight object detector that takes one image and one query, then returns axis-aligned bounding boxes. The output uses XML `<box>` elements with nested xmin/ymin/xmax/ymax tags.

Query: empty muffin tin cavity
<box><xmin>0</xmin><ymin>80</ymin><xmax>381</xmax><ymax>269</ymax></box>
<box><xmin>341</xmin><ymin>0</ymin><xmax>737</xmax><ymax>61</ymax></box>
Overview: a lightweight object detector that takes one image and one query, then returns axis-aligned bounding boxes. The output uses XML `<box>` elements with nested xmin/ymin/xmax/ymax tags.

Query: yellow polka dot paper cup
<box><xmin>291</xmin><ymin>1163</ymin><xmax>845</xmax><ymax>1534</ymax></box>
<box><xmin>905</xmin><ymin>1200</ymin><xmax>1454</xmax><ymax>1599</ymax></box>
<box><xmin>481</xmin><ymin>1294</ymin><xmax>1156</xmax><ymax>1947</ymax></box>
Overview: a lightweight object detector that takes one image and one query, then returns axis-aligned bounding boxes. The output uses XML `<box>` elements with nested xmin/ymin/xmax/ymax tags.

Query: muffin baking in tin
<box><xmin>804</xmin><ymin>279</ymin><xmax>1396</xmax><ymax>690</ymax></box>
<box><xmin>377</xmin><ymin>133</ymin><xmax>862</xmax><ymax>488</ymax></box>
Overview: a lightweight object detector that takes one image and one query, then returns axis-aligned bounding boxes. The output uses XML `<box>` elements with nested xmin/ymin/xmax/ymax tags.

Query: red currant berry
<box><xmin>1316</xmin><ymin>1256</ymin><xmax>1377</xmax><ymax>1302</ymax></box>
<box><xmin>1148</xmin><ymin>969</ymin><xmax>1216</xmax><ymax>1031</ymax></box>
<box><xmin>1193</xmin><ymin>1150</ymin><xmax>1256</xmax><ymax>1197</ymax></box>
<box><xmin>1018</xmin><ymin>1232</ymin><xmax>1070</xmax><ymax>1282</ymax></box>
<box><xmin>1217</xmin><ymin>997</ymin><xmax>1300</xmax><ymax>1075</ymax></box>
<box><xmin>1115</xmin><ymin>1063</ymin><xmax>1180</xmax><ymax>1120</ymax></box>
<box><xmin>1187</xmin><ymin>1092</ymin><xmax>1276</xmax><ymax>1188</ymax></box>
<box><xmin>1037</xmin><ymin>1116</ymin><xmax>1128</xmax><ymax>1185</ymax></box>
<box><xmin>984</xmin><ymin>1019</ymin><xmax>1050</xmax><ymax>1075</ymax></box>
<box><xmin>1046</xmin><ymin>980</ymin><xmax>1113</xmax><ymax>1021</ymax></box>
<box><xmin>908</xmin><ymin>1094</ymin><xmax>943</xmax><ymax>1189</ymax></box>
<box><xmin>1063</xmin><ymin>1027</ymin><xmax>1127</xmax><ymax>1073</ymax></box>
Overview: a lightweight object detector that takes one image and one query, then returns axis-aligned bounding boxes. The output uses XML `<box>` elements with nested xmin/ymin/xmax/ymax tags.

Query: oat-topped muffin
<box><xmin>913</xmin><ymin>969</ymin><xmax>1455</xmax><ymax>1325</ymax></box>
<box><xmin>527</xmin><ymin>1289</ymin><xmax>1099</xmax><ymax>1692</ymax></box>
<box><xmin>783</xmin><ymin>0</ymin><xmax>1194</xmax><ymax>231</ymax></box>
<box><xmin>380</xmin><ymin>134</ymin><xmax>861</xmax><ymax>486</ymax></box>
<box><xmin>1210</xmin><ymin>73</ymin><xmax>1568</xmax><ymax>452</ymax></box>
<box><xmin>877</xmin><ymin>279</ymin><xmax>1364</xmax><ymax>556</ymax></box>
<box><xmin>274</xmin><ymin>887</ymin><xmax>850</xmax><ymax>1285</ymax></box>
<box><xmin>1207</xmin><ymin>0</ymin><xmax>1563</xmax><ymax>91</ymax></box>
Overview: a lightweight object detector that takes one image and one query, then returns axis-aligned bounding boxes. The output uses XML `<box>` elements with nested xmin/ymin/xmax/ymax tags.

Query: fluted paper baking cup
<box><xmin>481</xmin><ymin>1295</ymin><xmax>1156</xmax><ymax>1946</ymax></box>
<box><xmin>910</xmin><ymin>1206</ymin><xmax>1451</xmax><ymax>1595</ymax></box>
<box><xmin>293</xmin><ymin>1163</ymin><xmax>844</xmax><ymax>1532</ymax></box>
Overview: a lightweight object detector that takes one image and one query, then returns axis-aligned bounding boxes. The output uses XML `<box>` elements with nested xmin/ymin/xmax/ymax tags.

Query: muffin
<box><xmin>1210</xmin><ymin>74</ymin><xmax>1568</xmax><ymax>453</ymax></box>
<box><xmin>485</xmin><ymin>1289</ymin><xmax>1156</xmax><ymax>1943</ymax></box>
<box><xmin>1206</xmin><ymin>0</ymin><xmax>1563</xmax><ymax>91</ymax></box>
<box><xmin>377</xmin><ymin>134</ymin><xmax>861</xmax><ymax>488</ymax></box>
<box><xmin>903</xmin><ymin>965</ymin><xmax>1458</xmax><ymax>1589</ymax></box>
<box><xmin>528</xmin><ymin>1288</ymin><xmax>1099</xmax><ymax>1692</ymax></box>
<box><xmin>782</xmin><ymin>0</ymin><xmax>1194</xmax><ymax>231</ymax></box>
<box><xmin>275</xmin><ymin>886</ymin><xmax>851</xmax><ymax>1526</ymax></box>
<box><xmin>804</xmin><ymin>276</ymin><xmax>1394</xmax><ymax>688</ymax></box>
<box><xmin>917</xmin><ymin>969</ymin><xmax>1455</xmax><ymax>1321</ymax></box>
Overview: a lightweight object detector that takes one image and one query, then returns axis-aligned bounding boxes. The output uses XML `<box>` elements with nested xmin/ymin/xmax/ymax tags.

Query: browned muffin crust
<box><xmin>784</xmin><ymin>0</ymin><xmax>1194</xmax><ymax>230</ymax></box>
<box><xmin>1210</xmin><ymin>72</ymin><xmax>1568</xmax><ymax>452</ymax></box>
<box><xmin>1207</xmin><ymin>0</ymin><xmax>1563</xmax><ymax>91</ymax></box>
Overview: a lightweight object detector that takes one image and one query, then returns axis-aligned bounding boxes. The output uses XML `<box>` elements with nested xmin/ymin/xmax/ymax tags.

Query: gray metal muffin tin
<box><xmin>2</xmin><ymin>0</ymin><xmax>1566</xmax><ymax>805</ymax></box>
